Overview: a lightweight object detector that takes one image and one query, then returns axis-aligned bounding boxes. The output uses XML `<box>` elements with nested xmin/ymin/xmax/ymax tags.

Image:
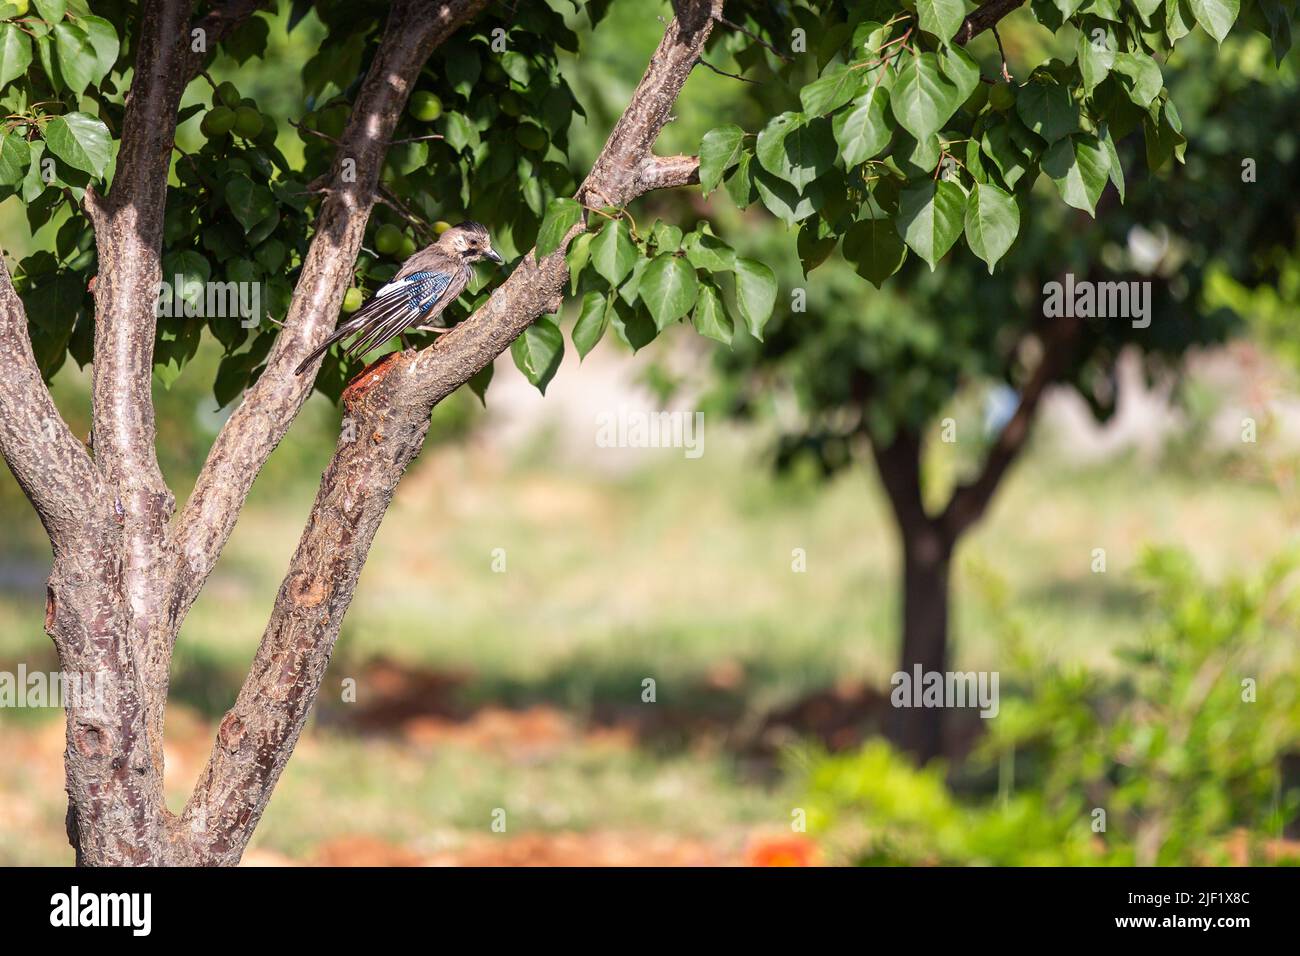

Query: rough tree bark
<box><xmin>0</xmin><ymin>0</ymin><xmax>720</xmax><ymax>865</ymax></box>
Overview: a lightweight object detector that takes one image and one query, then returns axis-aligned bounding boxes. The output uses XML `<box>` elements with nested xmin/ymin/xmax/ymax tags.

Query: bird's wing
<box><xmin>343</xmin><ymin>269</ymin><xmax>455</xmax><ymax>360</ymax></box>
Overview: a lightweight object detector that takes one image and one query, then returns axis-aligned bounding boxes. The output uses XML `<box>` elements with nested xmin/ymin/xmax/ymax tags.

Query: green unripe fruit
<box><xmin>514</xmin><ymin>123</ymin><xmax>547</xmax><ymax>151</ymax></box>
<box><xmin>397</xmin><ymin>235</ymin><xmax>417</xmax><ymax>259</ymax></box>
<box><xmin>217</xmin><ymin>81</ymin><xmax>241</xmax><ymax>109</ymax></box>
<box><xmin>255</xmin><ymin>116</ymin><xmax>277</xmax><ymax>145</ymax></box>
<box><xmin>989</xmin><ymin>84</ymin><xmax>1015</xmax><ymax>111</ymax></box>
<box><xmin>433</xmin><ymin>220</ymin><xmax>451</xmax><ymax>235</ymax></box>
<box><xmin>375</xmin><ymin>224</ymin><xmax>403</xmax><ymax>255</ymax></box>
<box><xmin>317</xmin><ymin>104</ymin><xmax>348</xmax><ymax>139</ymax></box>
<box><xmin>9</xmin><ymin>0</ymin><xmax>30</xmax><ymax>16</ymax></box>
<box><xmin>963</xmin><ymin>83</ymin><xmax>989</xmax><ymax>114</ymax></box>
<box><xmin>499</xmin><ymin>92</ymin><xmax>524</xmax><ymax>117</ymax></box>
<box><xmin>342</xmin><ymin>287</ymin><xmax>364</xmax><ymax>313</ymax></box>
<box><xmin>233</xmin><ymin>106</ymin><xmax>264</xmax><ymax>139</ymax></box>
<box><xmin>200</xmin><ymin>106</ymin><xmax>236</xmax><ymax>137</ymax></box>
<box><xmin>409</xmin><ymin>91</ymin><xmax>443</xmax><ymax>122</ymax></box>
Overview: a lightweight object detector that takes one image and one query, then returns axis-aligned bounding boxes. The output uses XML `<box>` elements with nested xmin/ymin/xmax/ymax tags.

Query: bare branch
<box><xmin>0</xmin><ymin>259</ymin><xmax>103</xmax><ymax>547</ymax></box>
<box><xmin>167</xmin><ymin>0</ymin><xmax>490</xmax><ymax>650</ymax></box>
<box><xmin>940</xmin><ymin>315</ymin><xmax>1082</xmax><ymax>540</ymax></box>
<box><xmin>87</xmin><ymin>0</ymin><xmax>198</xmax><ymax>767</ymax></box>
<box><xmin>715</xmin><ymin>13</ymin><xmax>791</xmax><ymax>63</ymax></box>
<box><xmin>956</xmin><ymin>0</ymin><xmax>1027</xmax><ymax>46</ymax></box>
<box><xmin>177</xmin><ymin>0</ymin><xmax>723</xmax><ymax>865</ymax></box>
<box><xmin>636</xmin><ymin>154</ymin><xmax>701</xmax><ymax>192</ymax></box>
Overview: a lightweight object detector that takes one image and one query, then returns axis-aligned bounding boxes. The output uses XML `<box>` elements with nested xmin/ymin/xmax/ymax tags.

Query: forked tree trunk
<box><xmin>0</xmin><ymin>0</ymin><xmax>722</xmax><ymax>866</ymax></box>
<box><xmin>868</xmin><ymin>313</ymin><xmax>1080</xmax><ymax>763</ymax></box>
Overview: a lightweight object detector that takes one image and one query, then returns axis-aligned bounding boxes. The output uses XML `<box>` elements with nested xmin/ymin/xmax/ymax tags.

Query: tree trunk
<box><xmin>894</xmin><ymin>528</ymin><xmax>953</xmax><ymax>764</ymax></box>
<box><xmin>870</xmin><ymin>429</ymin><xmax>952</xmax><ymax>763</ymax></box>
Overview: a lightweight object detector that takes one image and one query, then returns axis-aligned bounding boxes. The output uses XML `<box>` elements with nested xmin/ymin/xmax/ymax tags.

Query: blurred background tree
<box><xmin>698</xmin><ymin>8</ymin><xmax>1299</xmax><ymax>761</ymax></box>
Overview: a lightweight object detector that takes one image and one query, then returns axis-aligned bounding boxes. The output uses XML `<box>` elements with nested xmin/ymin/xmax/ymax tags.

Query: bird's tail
<box><xmin>294</xmin><ymin>323</ymin><xmax>355</xmax><ymax>376</ymax></box>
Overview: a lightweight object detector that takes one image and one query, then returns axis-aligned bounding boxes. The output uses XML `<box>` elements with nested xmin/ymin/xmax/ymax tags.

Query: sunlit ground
<box><xmin>1</xmin><ymin>360</ymin><xmax>1292</xmax><ymax>865</ymax></box>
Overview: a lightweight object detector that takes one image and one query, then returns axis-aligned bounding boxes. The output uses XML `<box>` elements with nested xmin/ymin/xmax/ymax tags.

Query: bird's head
<box><xmin>439</xmin><ymin>221</ymin><xmax>503</xmax><ymax>265</ymax></box>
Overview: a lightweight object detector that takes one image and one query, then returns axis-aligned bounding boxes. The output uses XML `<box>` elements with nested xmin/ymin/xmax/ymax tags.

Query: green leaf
<box><xmin>733</xmin><ymin>257</ymin><xmax>777</xmax><ymax>340</ymax></box>
<box><xmin>78</xmin><ymin>16</ymin><xmax>120</xmax><ymax>85</ymax></box>
<box><xmin>799</xmin><ymin>65</ymin><xmax>863</xmax><ymax>116</ymax></box>
<box><xmin>572</xmin><ymin>290</ymin><xmax>609</xmax><ymax>359</ymax></box>
<box><xmin>981</xmin><ymin>122</ymin><xmax>1031</xmax><ymax>187</ymax></box>
<box><xmin>609</xmin><ymin>298</ymin><xmax>657</xmax><ymax>352</ymax></box>
<box><xmin>753</xmin><ymin>167</ymin><xmax>819</xmax><ymax>224</ymax></box>
<box><xmin>467</xmin><ymin>361</ymin><xmax>493</xmax><ymax>406</ymax></box>
<box><xmin>1143</xmin><ymin>98</ymin><xmax>1186</xmax><ymax>171</ymax></box>
<box><xmin>510</xmin><ymin>316</ymin><xmax>564</xmax><ymax>393</ymax></box>
<box><xmin>445</xmin><ymin>43</ymin><xmax>480</xmax><ymax>98</ymax></box>
<box><xmin>724</xmin><ymin>151</ymin><xmax>757</xmax><ymax>208</ymax></box>
<box><xmin>566</xmin><ymin>231</ymin><xmax>593</xmax><ymax>294</ymax></box>
<box><xmin>1015</xmin><ymin>81</ymin><xmax>1080</xmax><ymax>144</ymax></box>
<box><xmin>0</xmin><ymin>131</ymin><xmax>30</xmax><ymax>188</ymax></box>
<box><xmin>33</xmin><ymin>0</ymin><xmax>66</xmax><ymax>22</ymax></box>
<box><xmin>536</xmin><ymin>197</ymin><xmax>583</xmax><ymax>257</ymax></box>
<box><xmin>0</xmin><ymin>23</ymin><xmax>32</xmax><ymax>90</ymax></box>
<box><xmin>940</xmin><ymin>45</ymin><xmax>980</xmax><ymax>106</ymax></box>
<box><xmin>691</xmin><ymin>280</ymin><xmax>732</xmax><ymax>346</ymax></box>
<box><xmin>1076</xmin><ymin>28</ymin><xmax>1115</xmax><ymax>95</ymax></box>
<box><xmin>1111</xmin><ymin>51</ymin><xmax>1162</xmax><ymax>107</ymax></box>
<box><xmin>964</xmin><ymin>183</ymin><xmax>1020</xmax><ymax>273</ymax></box>
<box><xmin>842</xmin><ymin>218</ymin><xmax>907</xmax><ymax>287</ymax></box>
<box><xmin>1042</xmin><ymin>133</ymin><xmax>1110</xmax><ymax>214</ymax></box>
<box><xmin>42</xmin><ymin>112</ymin><xmax>112</xmax><ymax>177</ymax></box>
<box><xmin>699</xmin><ymin>124</ymin><xmax>745</xmax><ymax>195</ymax></box>
<box><xmin>833</xmin><ymin>87</ymin><xmax>891</xmax><ymax>167</ymax></box>
<box><xmin>52</xmin><ymin>23</ymin><xmax>95</xmax><ymax>95</ymax></box>
<box><xmin>682</xmin><ymin>228</ymin><xmax>736</xmax><ymax>272</ymax></box>
<box><xmin>1167</xmin><ymin>0</ymin><xmax>1196</xmax><ymax>42</ymax></box>
<box><xmin>162</xmin><ymin>250</ymin><xmax>211</xmax><ymax>312</ymax></box>
<box><xmin>896</xmin><ymin>180</ymin><xmax>966</xmax><ymax>270</ymax></box>
<box><xmin>890</xmin><ymin>52</ymin><xmax>959</xmax><ymax>143</ymax></box>
<box><xmin>916</xmin><ymin>0</ymin><xmax>966</xmax><ymax>40</ymax></box>
<box><xmin>1099</xmin><ymin>123</ymin><xmax>1125</xmax><ymax>203</ymax></box>
<box><xmin>225</xmin><ymin>175</ymin><xmax>276</xmax><ymax>232</ymax></box>
<box><xmin>797</xmin><ymin>223</ymin><xmax>836</xmax><ymax>275</ymax></box>
<box><xmin>1188</xmin><ymin>0</ymin><xmax>1240</xmax><ymax>42</ymax></box>
<box><xmin>21</xmin><ymin>141</ymin><xmax>45</xmax><ymax>203</ymax></box>
<box><xmin>756</xmin><ymin>112</ymin><xmax>834</xmax><ymax>191</ymax></box>
<box><xmin>639</xmin><ymin>254</ymin><xmax>699</xmax><ymax>331</ymax></box>
<box><xmin>590</xmin><ymin>218</ymin><xmax>637</xmax><ymax>287</ymax></box>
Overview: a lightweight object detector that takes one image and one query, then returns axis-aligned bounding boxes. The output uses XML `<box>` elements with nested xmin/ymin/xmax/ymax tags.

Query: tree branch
<box><xmin>870</xmin><ymin>427</ymin><xmax>936</xmax><ymax>540</ymax></box>
<box><xmin>940</xmin><ymin>315</ymin><xmax>1082</xmax><ymax>540</ymax></box>
<box><xmin>956</xmin><ymin>0</ymin><xmax>1028</xmax><ymax>46</ymax></box>
<box><xmin>0</xmin><ymin>260</ymin><xmax>104</xmax><ymax>548</ymax></box>
<box><xmin>165</xmin><ymin>0</ymin><xmax>490</xmax><ymax>659</ymax></box>
<box><xmin>85</xmin><ymin>0</ymin><xmax>197</xmax><ymax>769</ymax></box>
<box><xmin>176</xmin><ymin>0</ymin><xmax>723</xmax><ymax>865</ymax></box>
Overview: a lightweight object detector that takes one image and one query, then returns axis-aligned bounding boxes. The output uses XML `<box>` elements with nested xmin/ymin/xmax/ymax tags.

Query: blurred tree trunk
<box><xmin>897</xmin><ymin>527</ymin><xmax>954</xmax><ymax>763</ymax></box>
<box><xmin>868</xmin><ymin>316</ymin><xmax>1083</xmax><ymax>764</ymax></box>
<box><xmin>872</xmin><ymin>428</ymin><xmax>951</xmax><ymax>764</ymax></box>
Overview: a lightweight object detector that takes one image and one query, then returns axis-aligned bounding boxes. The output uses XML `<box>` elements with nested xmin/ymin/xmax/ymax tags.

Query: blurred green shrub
<box><xmin>798</xmin><ymin>548</ymin><xmax>1300</xmax><ymax>865</ymax></box>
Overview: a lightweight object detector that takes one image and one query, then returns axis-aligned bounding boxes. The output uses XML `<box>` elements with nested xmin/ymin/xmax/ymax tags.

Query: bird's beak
<box><xmin>486</xmin><ymin>247</ymin><xmax>504</xmax><ymax>265</ymax></box>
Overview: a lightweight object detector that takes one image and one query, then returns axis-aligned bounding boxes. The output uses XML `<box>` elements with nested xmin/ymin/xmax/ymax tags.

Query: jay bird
<box><xmin>295</xmin><ymin>220</ymin><xmax>503</xmax><ymax>375</ymax></box>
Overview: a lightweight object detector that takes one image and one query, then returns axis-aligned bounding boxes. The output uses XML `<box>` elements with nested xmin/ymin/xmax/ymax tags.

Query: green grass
<box><xmin>0</xmin><ymin>409</ymin><xmax>1292</xmax><ymax>864</ymax></box>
